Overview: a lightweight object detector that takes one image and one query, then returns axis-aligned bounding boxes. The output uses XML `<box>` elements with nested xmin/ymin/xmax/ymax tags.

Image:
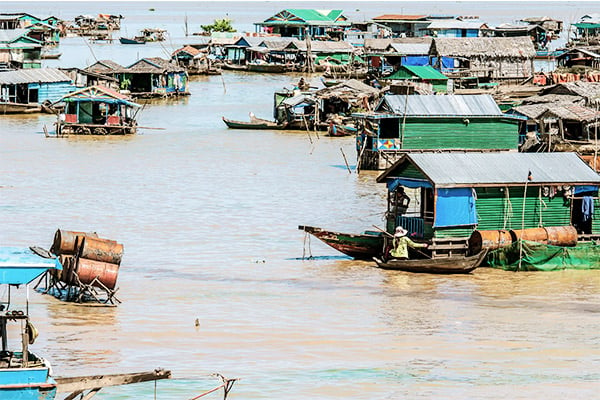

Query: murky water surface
<box><xmin>0</xmin><ymin>2</ymin><xmax>599</xmax><ymax>399</ymax></box>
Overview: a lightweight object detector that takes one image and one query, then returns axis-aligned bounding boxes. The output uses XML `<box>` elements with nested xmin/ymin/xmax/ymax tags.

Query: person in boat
<box><xmin>390</xmin><ymin>226</ymin><xmax>428</xmax><ymax>260</ymax></box>
<box><xmin>391</xmin><ymin>186</ymin><xmax>410</xmax><ymax>215</ymax></box>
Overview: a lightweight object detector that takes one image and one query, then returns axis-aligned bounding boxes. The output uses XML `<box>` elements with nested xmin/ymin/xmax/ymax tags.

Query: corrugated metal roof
<box><xmin>382</xmin><ymin>152</ymin><xmax>600</xmax><ymax>186</ymax></box>
<box><xmin>0</xmin><ymin>29</ymin><xmax>29</xmax><ymax>43</ymax></box>
<box><xmin>379</xmin><ymin>94</ymin><xmax>502</xmax><ymax>116</ymax></box>
<box><xmin>427</xmin><ymin>20</ymin><xmax>486</xmax><ymax>30</ymax></box>
<box><xmin>0</xmin><ymin>68</ymin><xmax>71</xmax><ymax>84</ymax></box>
<box><xmin>389</xmin><ymin>42</ymin><xmax>431</xmax><ymax>55</ymax></box>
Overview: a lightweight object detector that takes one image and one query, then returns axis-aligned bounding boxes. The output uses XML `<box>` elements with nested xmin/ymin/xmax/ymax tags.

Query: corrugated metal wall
<box><xmin>432</xmin><ymin>186</ymin><xmax>584</xmax><ymax>239</ymax></box>
<box><xmin>475</xmin><ymin>187</ymin><xmax>571</xmax><ymax>231</ymax></box>
<box><xmin>401</xmin><ymin>118</ymin><xmax>518</xmax><ymax>150</ymax></box>
<box><xmin>36</xmin><ymin>82</ymin><xmax>75</xmax><ymax>103</ymax></box>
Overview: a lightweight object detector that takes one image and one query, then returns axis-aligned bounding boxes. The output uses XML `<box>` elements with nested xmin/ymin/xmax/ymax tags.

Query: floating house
<box><xmin>353</xmin><ymin>94</ymin><xmax>520</xmax><ymax>170</ymax></box>
<box><xmin>430</xmin><ymin>37</ymin><xmax>536</xmax><ymax>80</ymax></box>
<box><xmin>376</xmin><ymin>152</ymin><xmax>600</xmax><ymax>256</ymax></box>
<box><xmin>0</xmin><ymin>29</ymin><xmax>43</xmax><ymax>68</ymax></box>
<box><xmin>370</xmin><ymin>15</ymin><xmax>430</xmax><ymax>37</ymax></box>
<box><xmin>380</xmin><ymin>65</ymin><xmax>448</xmax><ymax>93</ymax></box>
<box><xmin>556</xmin><ymin>47</ymin><xmax>600</xmax><ymax>69</ymax></box>
<box><xmin>56</xmin><ymin>85</ymin><xmax>140</xmax><ymax>135</ymax></box>
<box><xmin>123</xmin><ymin>57</ymin><xmax>188</xmax><ymax>97</ymax></box>
<box><xmin>0</xmin><ymin>68</ymin><xmax>74</xmax><ymax>113</ymax></box>
<box><xmin>572</xmin><ymin>14</ymin><xmax>600</xmax><ymax>46</ymax></box>
<box><xmin>425</xmin><ymin>19</ymin><xmax>488</xmax><ymax>37</ymax></box>
<box><xmin>171</xmin><ymin>45</ymin><xmax>218</xmax><ymax>75</ymax></box>
<box><xmin>255</xmin><ymin>9</ymin><xmax>350</xmax><ymax>40</ymax></box>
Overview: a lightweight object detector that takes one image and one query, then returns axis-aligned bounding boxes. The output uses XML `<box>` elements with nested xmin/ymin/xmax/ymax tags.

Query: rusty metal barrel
<box><xmin>77</xmin><ymin>237</ymin><xmax>124</xmax><ymax>265</ymax></box>
<box><xmin>510</xmin><ymin>226</ymin><xmax>578</xmax><ymax>246</ymax></box>
<box><xmin>51</xmin><ymin>229</ymin><xmax>98</xmax><ymax>255</ymax></box>
<box><xmin>468</xmin><ymin>229</ymin><xmax>513</xmax><ymax>253</ymax></box>
<box><xmin>75</xmin><ymin>258</ymin><xmax>120</xmax><ymax>289</ymax></box>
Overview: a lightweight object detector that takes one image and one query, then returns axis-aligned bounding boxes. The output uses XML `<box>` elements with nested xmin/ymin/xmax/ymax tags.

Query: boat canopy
<box><xmin>0</xmin><ymin>247</ymin><xmax>62</xmax><ymax>285</ymax></box>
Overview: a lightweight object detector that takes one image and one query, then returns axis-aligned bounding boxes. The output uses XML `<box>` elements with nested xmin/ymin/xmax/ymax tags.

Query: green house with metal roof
<box><xmin>255</xmin><ymin>9</ymin><xmax>350</xmax><ymax>40</ymax></box>
<box><xmin>376</xmin><ymin>152</ymin><xmax>600</xmax><ymax>256</ymax></box>
<box><xmin>354</xmin><ymin>94</ymin><xmax>521</xmax><ymax>170</ymax></box>
<box><xmin>381</xmin><ymin>65</ymin><xmax>448</xmax><ymax>92</ymax></box>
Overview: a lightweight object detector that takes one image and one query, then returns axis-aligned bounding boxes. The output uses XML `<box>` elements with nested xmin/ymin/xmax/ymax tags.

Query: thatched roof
<box><xmin>521</xmin><ymin>94</ymin><xmax>584</xmax><ymax>105</ymax></box>
<box><xmin>85</xmin><ymin>60</ymin><xmax>124</xmax><ymax>74</ymax></box>
<box><xmin>431</xmin><ymin>37</ymin><xmax>536</xmax><ymax>58</ymax></box>
<box><xmin>126</xmin><ymin>57</ymin><xmax>184</xmax><ymax>73</ymax></box>
<box><xmin>316</xmin><ymin>79</ymin><xmax>380</xmax><ymax>100</ymax></box>
<box><xmin>364</xmin><ymin>37</ymin><xmax>431</xmax><ymax>53</ymax></box>
<box><xmin>541</xmin><ymin>81</ymin><xmax>600</xmax><ymax>105</ymax></box>
<box><xmin>291</xmin><ymin>39</ymin><xmax>355</xmax><ymax>53</ymax></box>
<box><xmin>541</xmin><ymin>104</ymin><xmax>600</xmax><ymax>122</ymax></box>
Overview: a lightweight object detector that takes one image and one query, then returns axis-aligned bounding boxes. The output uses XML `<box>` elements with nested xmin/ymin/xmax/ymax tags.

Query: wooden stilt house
<box><xmin>376</xmin><ymin>152</ymin><xmax>600</xmax><ymax>257</ymax></box>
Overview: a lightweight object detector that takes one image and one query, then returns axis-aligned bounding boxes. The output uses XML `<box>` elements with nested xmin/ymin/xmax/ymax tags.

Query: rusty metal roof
<box><xmin>379</xmin><ymin>94</ymin><xmax>502</xmax><ymax>116</ymax></box>
<box><xmin>378</xmin><ymin>152</ymin><xmax>600</xmax><ymax>187</ymax></box>
<box><xmin>0</xmin><ymin>68</ymin><xmax>71</xmax><ymax>84</ymax></box>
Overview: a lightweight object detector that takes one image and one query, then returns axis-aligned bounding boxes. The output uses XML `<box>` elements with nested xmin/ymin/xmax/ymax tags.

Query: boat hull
<box><xmin>299</xmin><ymin>225</ymin><xmax>385</xmax><ymax>260</ymax></box>
<box><xmin>119</xmin><ymin>37</ymin><xmax>145</xmax><ymax>44</ymax></box>
<box><xmin>373</xmin><ymin>250</ymin><xmax>487</xmax><ymax>274</ymax></box>
<box><xmin>0</xmin><ymin>366</ymin><xmax>57</xmax><ymax>400</ymax></box>
<box><xmin>0</xmin><ymin>102</ymin><xmax>41</xmax><ymax>114</ymax></box>
<box><xmin>222</xmin><ymin>116</ymin><xmax>285</xmax><ymax>130</ymax></box>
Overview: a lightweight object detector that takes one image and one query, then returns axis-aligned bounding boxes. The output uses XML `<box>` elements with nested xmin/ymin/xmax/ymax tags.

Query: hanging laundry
<box><xmin>582</xmin><ymin>196</ymin><xmax>594</xmax><ymax>222</ymax></box>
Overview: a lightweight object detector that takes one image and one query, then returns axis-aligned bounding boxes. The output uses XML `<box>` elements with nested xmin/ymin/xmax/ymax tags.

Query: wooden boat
<box><xmin>373</xmin><ymin>250</ymin><xmax>488</xmax><ymax>274</ymax></box>
<box><xmin>299</xmin><ymin>225</ymin><xmax>385</xmax><ymax>260</ymax></box>
<box><xmin>327</xmin><ymin>123</ymin><xmax>357</xmax><ymax>137</ymax></box>
<box><xmin>41</xmin><ymin>51</ymin><xmax>62</xmax><ymax>59</ymax></box>
<box><xmin>119</xmin><ymin>36</ymin><xmax>146</xmax><ymax>44</ymax></box>
<box><xmin>0</xmin><ymin>101</ymin><xmax>41</xmax><ymax>114</ymax></box>
<box><xmin>222</xmin><ymin>113</ymin><xmax>286</xmax><ymax>130</ymax></box>
<box><xmin>221</xmin><ymin>63</ymin><xmax>248</xmax><ymax>71</ymax></box>
<box><xmin>246</xmin><ymin>63</ymin><xmax>287</xmax><ymax>73</ymax></box>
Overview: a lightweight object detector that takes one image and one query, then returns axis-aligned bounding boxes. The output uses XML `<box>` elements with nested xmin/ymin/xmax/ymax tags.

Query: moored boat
<box><xmin>119</xmin><ymin>36</ymin><xmax>146</xmax><ymax>44</ymax></box>
<box><xmin>0</xmin><ymin>102</ymin><xmax>41</xmax><ymax>114</ymax></box>
<box><xmin>0</xmin><ymin>247</ymin><xmax>62</xmax><ymax>399</ymax></box>
<box><xmin>299</xmin><ymin>225</ymin><xmax>386</xmax><ymax>260</ymax></box>
<box><xmin>222</xmin><ymin>113</ymin><xmax>286</xmax><ymax>130</ymax></box>
<box><xmin>246</xmin><ymin>63</ymin><xmax>287</xmax><ymax>73</ymax></box>
<box><xmin>373</xmin><ymin>250</ymin><xmax>487</xmax><ymax>274</ymax></box>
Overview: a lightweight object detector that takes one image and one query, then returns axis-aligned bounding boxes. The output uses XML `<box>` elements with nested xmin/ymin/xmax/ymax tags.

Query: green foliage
<box><xmin>200</xmin><ymin>18</ymin><xmax>236</xmax><ymax>33</ymax></box>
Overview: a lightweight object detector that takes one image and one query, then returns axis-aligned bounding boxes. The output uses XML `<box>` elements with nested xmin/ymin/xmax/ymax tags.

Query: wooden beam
<box><xmin>55</xmin><ymin>369</ymin><xmax>171</xmax><ymax>393</ymax></box>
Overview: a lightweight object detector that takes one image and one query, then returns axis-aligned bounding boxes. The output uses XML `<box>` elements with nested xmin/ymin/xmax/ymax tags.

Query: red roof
<box><xmin>373</xmin><ymin>15</ymin><xmax>428</xmax><ymax>21</ymax></box>
<box><xmin>172</xmin><ymin>45</ymin><xmax>201</xmax><ymax>57</ymax></box>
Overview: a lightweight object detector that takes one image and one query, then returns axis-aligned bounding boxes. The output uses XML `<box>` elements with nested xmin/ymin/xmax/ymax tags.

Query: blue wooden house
<box><xmin>0</xmin><ymin>68</ymin><xmax>74</xmax><ymax>112</ymax></box>
<box><xmin>376</xmin><ymin>152</ymin><xmax>600</xmax><ymax>257</ymax></box>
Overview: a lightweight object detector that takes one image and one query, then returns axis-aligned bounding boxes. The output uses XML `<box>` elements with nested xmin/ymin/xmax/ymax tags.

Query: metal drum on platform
<box><xmin>468</xmin><ymin>229</ymin><xmax>513</xmax><ymax>253</ymax></box>
<box><xmin>510</xmin><ymin>226</ymin><xmax>577</xmax><ymax>246</ymax></box>
<box><xmin>51</xmin><ymin>229</ymin><xmax>98</xmax><ymax>255</ymax></box>
<box><xmin>75</xmin><ymin>258</ymin><xmax>119</xmax><ymax>289</ymax></box>
<box><xmin>77</xmin><ymin>237</ymin><xmax>124</xmax><ymax>265</ymax></box>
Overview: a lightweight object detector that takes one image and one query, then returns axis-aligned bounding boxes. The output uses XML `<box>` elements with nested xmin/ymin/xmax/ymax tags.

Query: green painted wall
<box><xmin>474</xmin><ymin>187</ymin><xmax>571</xmax><ymax>231</ymax></box>
<box><xmin>400</xmin><ymin>117</ymin><xmax>519</xmax><ymax>150</ymax></box>
<box><xmin>431</xmin><ymin>186</ymin><xmax>598</xmax><ymax>238</ymax></box>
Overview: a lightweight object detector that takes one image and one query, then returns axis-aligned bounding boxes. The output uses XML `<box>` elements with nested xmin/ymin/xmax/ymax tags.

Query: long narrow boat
<box><xmin>119</xmin><ymin>36</ymin><xmax>146</xmax><ymax>44</ymax></box>
<box><xmin>299</xmin><ymin>225</ymin><xmax>385</xmax><ymax>260</ymax></box>
<box><xmin>373</xmin><ymin>250</ymin><xmax>488</xmax><ymax>274</ymax></box>
<box><xmin>0</xmin><ymin>101</ymin><xmax>41</xmax><ymax>114</ymax></box>
<box><xmin>246</xmin><ymin>63</ymin><xmax>287</xmax><ymax>73</ymax></box>
<box><xmin>222</xmin><ymin>115</ymin><xmax>286</xmax><ymax>130</ymax></box>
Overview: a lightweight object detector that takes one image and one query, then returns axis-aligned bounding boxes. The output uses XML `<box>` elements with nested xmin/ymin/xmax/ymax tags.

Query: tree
<box><xmin>200</xmin><ymin>18</ymin><xmax>236</xmax><ymax>34</ymax></box>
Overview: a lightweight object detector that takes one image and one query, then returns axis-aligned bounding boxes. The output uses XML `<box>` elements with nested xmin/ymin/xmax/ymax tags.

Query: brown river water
<box><xmin>1</xmin><ymin>2</ymin><xmax>600</xmax><ymax>399</ymax></box>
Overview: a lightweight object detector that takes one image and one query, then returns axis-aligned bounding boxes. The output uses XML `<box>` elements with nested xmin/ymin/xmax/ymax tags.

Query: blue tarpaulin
<box><xmin>401</xmin><ymin>56</ymin><xmax>430</xmax><ymax>66</ymax></box>
<box><xmin>575</xmin><ymin>185</ymin><xmax>598</xmax><ymax>195</ymax></box>
<box><xmin>434</xmin><ymin>188</ymin><xmax>478</xmax><ymax>227</ymax></box>
<box><xmin>386</xmin><ymin>178</ymin><xmax>432</xmax><ymax>190</ymax></box>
